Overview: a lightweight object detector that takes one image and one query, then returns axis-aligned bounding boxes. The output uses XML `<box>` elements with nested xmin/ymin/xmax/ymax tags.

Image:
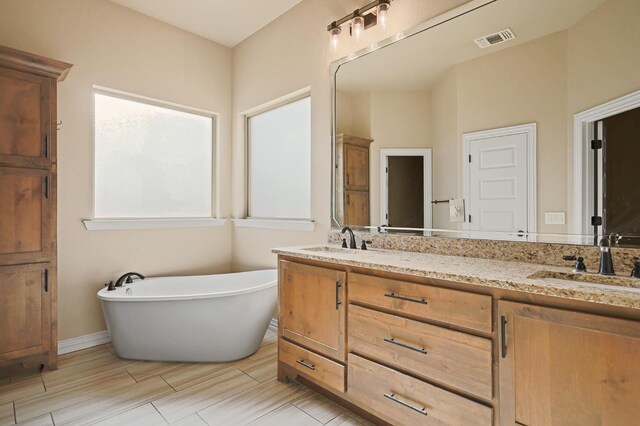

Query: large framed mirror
<box><xmin>331</xmin><ymin>0</ymin><xmax>640</xmax><ymax>246</ymax></box>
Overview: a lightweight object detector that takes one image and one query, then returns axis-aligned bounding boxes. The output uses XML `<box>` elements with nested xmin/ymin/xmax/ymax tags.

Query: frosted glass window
<box><xmin>94</xmin><ymin>92</ymin><xmax>214</xmax><ymax>218</ymax></box>
<box><xmin>248</xmin><ymin>96</ymin><xmax>311</xmax><ymax>219</ymax></box>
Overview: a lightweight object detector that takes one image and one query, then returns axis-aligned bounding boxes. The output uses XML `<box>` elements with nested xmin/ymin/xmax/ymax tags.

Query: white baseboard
<box><xmin>268</xmin><ymin>318</ymin><xmax>278</xmax><ymax>332</ymax></box>
<box><xmin>58</xmin><ymin>330</ymin><xmax>111</xmax><ymax>355</ymax></box>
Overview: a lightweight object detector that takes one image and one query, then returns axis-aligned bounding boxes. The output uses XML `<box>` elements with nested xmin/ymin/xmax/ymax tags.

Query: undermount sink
<box><xmin>300</xmin><ymin>245</ymin><xmax>361</xmax><ymax>254</ymax></box>
<box><xmin>529</xmin><ymin>270</ymin><xmax>640</xmax><ymax>289</ymax></box>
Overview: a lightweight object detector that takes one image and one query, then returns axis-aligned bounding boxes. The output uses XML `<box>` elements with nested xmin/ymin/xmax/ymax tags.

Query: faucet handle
<box><xmin>105</xmin><ymin>281</ymin><xmax>116</xmax><ymax>291</ymax></box>
<box><xmin>360</xmin><ymin>240</ymin><xmax>373</xmax><ymax>250</ymax></box>
<box><xmin>341</xmin><ymin>238</ymin><xmax>348</xmax><ymax>248</ymax></box>
<box><xmin>632</xmin><ymin>258</ymin><xmax>640</xmax><ymax>279</ymax></box>
<box><xmin>563</xmin><ymin>255</ymin><xmax>586</xmax><ymax>273</ymax></box>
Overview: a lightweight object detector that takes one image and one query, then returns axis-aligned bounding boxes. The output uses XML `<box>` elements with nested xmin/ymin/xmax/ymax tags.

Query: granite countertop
<box><xmin>273</xmin><ymin>245</ymin><xmax>640</xmax><ymax>310</ymax></box>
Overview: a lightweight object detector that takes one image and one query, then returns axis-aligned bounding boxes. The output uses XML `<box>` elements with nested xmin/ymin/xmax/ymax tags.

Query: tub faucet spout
<box><xmin>115</xmin><ymin>272</ymin><xmax>145</xmax><ymax>287</ymax></box>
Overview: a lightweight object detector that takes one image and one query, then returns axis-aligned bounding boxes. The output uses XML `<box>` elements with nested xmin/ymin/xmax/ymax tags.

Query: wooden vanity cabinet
<box><xmin>0</xmin><ymin>45</ymin><xmax>71</xmax><ymax>371</ymax></box>
<box><xmin>278</xmin><ymin>256</ymin><xmax>640</xmax><ymax>425</ymax></box>
<box><xmin>498</xmin><ymin>301</ymin><xmax>640</xmax><ymax>426</ymax></box>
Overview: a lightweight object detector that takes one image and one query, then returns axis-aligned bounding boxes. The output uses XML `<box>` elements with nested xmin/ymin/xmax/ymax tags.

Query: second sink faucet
<box><xmin>598</xmin><ymin>235</ymin><xmax>615</xmax><ymax>276</ymax></box>
<box><xmin>341</xmin><ymin>227</ymin><xmax>357</xmax><ymax>249</ymax></box>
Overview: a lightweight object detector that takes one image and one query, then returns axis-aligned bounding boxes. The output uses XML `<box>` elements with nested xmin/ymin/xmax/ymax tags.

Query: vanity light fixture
<box><xmin>327</xmin><ymin>0</ymin><xmax>393</xmax><ymax>49</ymax></box>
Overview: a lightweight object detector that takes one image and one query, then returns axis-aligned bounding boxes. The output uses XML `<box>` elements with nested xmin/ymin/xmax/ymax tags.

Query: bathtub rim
<box><xmin>97</xmin><ymin>269</ymin><xmax>277</xmax><ymax>302</ymax></box>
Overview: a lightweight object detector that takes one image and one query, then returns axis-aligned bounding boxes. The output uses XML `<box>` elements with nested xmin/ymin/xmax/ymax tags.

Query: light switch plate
<box><xmin>545</xmin><ymin>211</ymin><xmax>566</xmax><ymax>225</ymax></box>
<box><xmin>449</xmin><ymin>198</ymin><xmax>465</xmax><ymax>223</ymax></box>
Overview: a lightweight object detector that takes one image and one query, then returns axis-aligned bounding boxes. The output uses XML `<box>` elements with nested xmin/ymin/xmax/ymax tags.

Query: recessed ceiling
<box><xmin>110</xmin><ymin>0</ymin><xmax>304</xmax><ymax>47</ymax></box>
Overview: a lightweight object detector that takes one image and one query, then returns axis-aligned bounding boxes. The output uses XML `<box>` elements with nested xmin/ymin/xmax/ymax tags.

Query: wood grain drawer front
<box><xmin>279</xmin><ymin>339</ymin><xmax>345</xmax><ymax>393</ymax></box>
<box><xmin>349</xmin><ymin>273</ymin><xmax>492</xmax><ymax>333</ymax></box>
<box><xmin>348</xmin><ymin>305</ymin><xmax>492</xmax><ymax>400</ymax></box>
<box><xmin>348</xmin><ymin>354</ymin><xmax>492</xmax><ymax>425</ymax></box>
<box><xmin>280</xmin><ymin>261</ymin><xmax>346</xmax><ymax>361</ymax></box>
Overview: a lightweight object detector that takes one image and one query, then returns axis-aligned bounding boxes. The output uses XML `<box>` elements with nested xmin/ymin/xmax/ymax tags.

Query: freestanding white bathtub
<box><xmin>97</xmin><ymin>269</ymin><xmax>277</xmax><ymax>362</ymax></box>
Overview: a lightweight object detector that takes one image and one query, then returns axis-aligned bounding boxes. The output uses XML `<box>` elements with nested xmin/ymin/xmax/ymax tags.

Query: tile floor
<box><xmin>0</xmin><ymin>330</ymin><xmax>371</xmax><ymax>425</ymax></box>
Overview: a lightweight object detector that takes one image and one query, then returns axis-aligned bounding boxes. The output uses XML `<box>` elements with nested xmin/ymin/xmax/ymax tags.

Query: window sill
<box><xmin>232</xmin><ymin>218</ymin><xmax>315</xmax><ymax>231</ymax></box>
<box><xmin>83</xmin><ymin>218</ymin><xmax>227</xmax><ymax>231</ymax></box>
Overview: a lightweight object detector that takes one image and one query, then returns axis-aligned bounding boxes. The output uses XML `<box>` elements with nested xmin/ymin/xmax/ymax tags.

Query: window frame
<box><xmin>243</xmin><ymin>88</ymin><xmax>312</xmax><ymax>223</ymax></box>
<box><xmin>85</xmin><ymin>86</ymin><xmax>222</xmax><ymax>230</ymax></box>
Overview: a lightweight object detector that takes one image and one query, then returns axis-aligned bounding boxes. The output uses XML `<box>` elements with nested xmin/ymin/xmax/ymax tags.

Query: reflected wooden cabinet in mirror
<box><xmin>335</xmin><ymin>134</ymin><xmax>373</xmax><ymax>227</ymax></box>
<box><xmin>0</xmin><ymin>45</ymin><xmax>71</xmax><ymax>372</ymax></box>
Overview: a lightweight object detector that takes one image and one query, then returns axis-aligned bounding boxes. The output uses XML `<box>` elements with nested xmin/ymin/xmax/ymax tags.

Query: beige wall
<box><xmin>230</xmin><ymin>0</ymin><xmax>473</xmax><ymax>270</ymax></box>
<box><xmin>430</xmin><ymin>68</ymin><xmax>459</xmax><ymax>230</ymax></box>
<box><xmin>0</xmin><ymin>0</ymin><xmax>233</xmax><ymax>340</ymax></box>
<box><xmin>565</xmin><ymin>0</ymin><xmax>640</xmax><ymax>231</ymax></box>
<box><xmin>455</xmin><ymin>30</ymin><xmax>568</xmax><ymax>234</ymax></box>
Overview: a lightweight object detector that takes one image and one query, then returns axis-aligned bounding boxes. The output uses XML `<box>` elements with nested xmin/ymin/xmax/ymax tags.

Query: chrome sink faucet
<box><xmin>341</xmin><ymin>227</ymin><xmax>357</xmax><ymax>249</ymax></box>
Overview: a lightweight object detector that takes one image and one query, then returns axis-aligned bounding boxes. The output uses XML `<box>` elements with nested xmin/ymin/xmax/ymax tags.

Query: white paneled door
<box><xmin>463</xmin><ymin>124</ymin><xmax>536</xmax><ymax>235</ymax></box>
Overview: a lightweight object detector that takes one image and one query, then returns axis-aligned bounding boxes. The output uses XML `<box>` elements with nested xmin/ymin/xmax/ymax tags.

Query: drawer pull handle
<box><xmin>296</xmin><ymin>359</ymin><xmax>316</xmax><ymax>370</ymax></box>
<box><xmin>383</xmin><ymin>393</ymin><xmax>428</xmax><ymax>416</ymax></box>
<box><xmin>384</xmin><ymin>292</ymin><xmax>427</xmax><ymax>305</ymax></box>
<box><xmin>500</xmin><ymin>315</ymin><xmax>507</xmax><ymax>358</ymax></box>
<box><xmin>383</xmin><ymin>338</ymin><xmax>427</xmax><ymax>354</ymax></box>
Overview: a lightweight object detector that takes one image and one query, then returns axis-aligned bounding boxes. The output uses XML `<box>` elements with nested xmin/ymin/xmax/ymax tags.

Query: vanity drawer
<box><xmin>348</xmin><ymin>354</ymin><xmax>491</xmax><ymax>425</ymax></box>
<box><xmin>348</xmin><ymin>273</ymin><xmax>492</xmax><ymax>333</ymax></box>
<box><xmin>279</xmin><ymin>339</ymin><xmax>345</xmax><ymax>393</ymax></box>
<box><xmin>348</xmin><ymin>305</ymin><xmax>492</xmax><ymax>400</ymax></box>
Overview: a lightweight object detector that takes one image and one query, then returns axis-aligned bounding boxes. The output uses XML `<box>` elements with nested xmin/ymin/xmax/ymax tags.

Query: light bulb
<box><xmin>352</xmin><ymin>15</ymin><xmax>364</xmax><ymax>40</ymax></box>
<box><xmin>377</xmin><ymin>1</ymin><xmax>390</xmax><ymax>29</ymax></box>
<box><xmin>329</xmin><ymin>25</ymin><xmax>341</xmax><ymax>52</ymax></box>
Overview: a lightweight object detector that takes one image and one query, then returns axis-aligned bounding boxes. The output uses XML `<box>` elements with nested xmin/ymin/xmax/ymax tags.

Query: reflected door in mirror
<box><xmin>603</xmin><ymin>106</ymin><xmax>640</xmax><ymax>239</ymax></box>
<box><xmin>335</xmin><ymin>134</ymin><xmax>373</xmax><ymax>226</ymax></box>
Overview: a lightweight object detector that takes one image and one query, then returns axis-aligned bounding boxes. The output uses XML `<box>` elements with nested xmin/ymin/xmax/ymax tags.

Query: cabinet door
<box><xmin>0</xmin><ymin>68</ymin><xmax>51</xmax><ymax>168</ymax></box>
<box><xmin>498</xmin><ymin>301</ymin><xmax>640</xmax><ymax>426</ymax></box>
<box><xmin>0</xmin><ymin>167</ymin><xmax>51</xmax><ymax>264</ymax></box>
<box><xmin>344</xmin><ymin>144</ymin><xmax>369</xmax><ymax>191</ymax></box>
<box><xmin>279</xmin><ymin>261</ymin><xmax>346</xmax><ymax>362</ymax></box>
<box><xmin>344</xmin><ymin>190</ymin><xmax>369</xmax><ymax>226</ymax></box>
<box><xmin>0</xmin><ymin>264</ymin><xmax>51</xmax><ymax>362</ymax></box>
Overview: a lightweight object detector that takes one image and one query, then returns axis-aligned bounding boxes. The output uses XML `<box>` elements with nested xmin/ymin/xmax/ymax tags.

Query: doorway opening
<box><xmin>573</xmin><ymin>90</ymin><xmax>640</xmax><ymax>246</ymax></box>
<box><xmin>380</xmin><ymin>149</ymin><xmax>432</xmax><ymax>230</ymax></box>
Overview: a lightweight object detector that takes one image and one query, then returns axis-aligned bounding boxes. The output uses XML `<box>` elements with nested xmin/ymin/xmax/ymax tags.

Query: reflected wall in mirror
<box><xmin>332</xmin><ymin>0</ymin><xmax>640</xmax><ymax>245</ymax></box>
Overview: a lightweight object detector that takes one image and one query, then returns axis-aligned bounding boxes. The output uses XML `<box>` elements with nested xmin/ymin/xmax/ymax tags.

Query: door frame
<box><xmin>462</xmin><ymin>123</ymin><xmax>537</xmax><ymax>233</ymax></box>
<box><xmin>379</xmin><ymin>148</ymin><xmax>432</xmax><ymax>229</ymax></box>
<box><xmin>572</xmin><ymin>89</ymin><xmax>640</xmax><ymax>235</ymax></box>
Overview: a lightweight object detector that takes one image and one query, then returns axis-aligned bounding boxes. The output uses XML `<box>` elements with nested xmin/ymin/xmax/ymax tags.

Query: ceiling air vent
<box><xmin>474</xmin><ymin>28</ymin><xmax>516</xmax><ymax>49</ymax></box>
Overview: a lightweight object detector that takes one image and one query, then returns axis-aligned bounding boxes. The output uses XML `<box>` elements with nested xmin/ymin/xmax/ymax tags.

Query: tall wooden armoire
<box><xmin>0</xmin><ymin>45</ymin><xmax>72</xmax><ymax>371</ymax></box>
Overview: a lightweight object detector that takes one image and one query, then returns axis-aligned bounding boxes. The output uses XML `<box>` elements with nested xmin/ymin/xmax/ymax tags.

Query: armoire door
<box><xmin>344</xmin><ymin>144</ymin><xmax>369</xmax><ymax>191</ymax></box>
<box><xmin>345</xmin><ymin>190</ymin><xmax>369</xmax><ymax>226</ymax></box>
<box><xmin>0</xmin><ymin>167</ymin><xmax>51</xmax><ymax>264</ymax></box>
<box><xmin>0</xmin><ymin>67</ymin><xmax>51</xmax><ymax>168</ymax></box>
<box><xmin>0</xmin><ymin>263</ymin><xmax>51</xmax><ymax>362</ymax></box>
